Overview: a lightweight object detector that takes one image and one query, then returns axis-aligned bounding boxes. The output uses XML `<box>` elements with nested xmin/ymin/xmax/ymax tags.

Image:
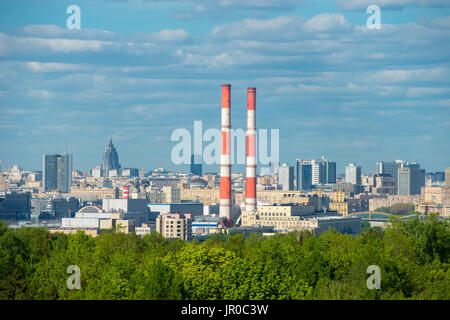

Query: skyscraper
<box><xmin>345</xmin><ymin>163</ymin><xmax>362</xmax><ymax>185</ymax></box>
<box><xmin>190</xmin><ymin>154</ymin><xmax>202</xmax><ymax>176</ymax></box>
<box><xmin>279</xmin><ymin>163</ymin><xmax>294</xmax><ymax>191</ymax></box>
<box><xmin>376</xmin><ymin>161</ymin><xmax>401</xmax><ymax>193</ymax></box>
<box><xmin>296</xmin><ymin>159</ymin><xmax>313</xmax><ymax>191</ymax></box>
<box><xmin>397</xmin><ymin>162</ymin><xmax>425</xmax><ymax>195</ymax></box>
<box><xmin>311</xmin><ymin>159</ymin><xmax>326</xmax><ymax>185</ymax></box>
<box><xmin>102</xmin><ymin>138</ymin><xmax>121</xmax><ymax>177</ymax></box>
<box><xmin>325</xmin><ymin>158</ymin><xmax>336</xmax><ymax>184</ymax></box>
<box><xmin>43</xmin><ymin>153</ymin><xmax>72</xmax><ymax>193</ymax></box>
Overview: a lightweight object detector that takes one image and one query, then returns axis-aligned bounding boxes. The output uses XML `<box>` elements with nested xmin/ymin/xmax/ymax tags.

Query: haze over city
<box><xmin>1</xmin><ymin>0</ymin><xmax>449</xmax><ymax>173</ymax></box>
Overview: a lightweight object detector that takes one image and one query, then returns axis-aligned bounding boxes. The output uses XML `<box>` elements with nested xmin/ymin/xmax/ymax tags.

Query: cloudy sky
<box><xmin>0</xmin><ymin>0</ymin><xmax>449</xmax><ymax>175</ymax></box>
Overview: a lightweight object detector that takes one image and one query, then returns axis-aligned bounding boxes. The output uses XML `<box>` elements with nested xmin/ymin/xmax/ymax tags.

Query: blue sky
<box><xmin>0</xmin><ymin>0</ymin><xmax>449</xmax><ymax>175</ymax></box>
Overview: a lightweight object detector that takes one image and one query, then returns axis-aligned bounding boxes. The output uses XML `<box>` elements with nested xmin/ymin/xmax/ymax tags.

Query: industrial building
<box><xmin>148</xmin><ymin>202</ymin><xmax>203</xmax><ymax>220</ymax></box>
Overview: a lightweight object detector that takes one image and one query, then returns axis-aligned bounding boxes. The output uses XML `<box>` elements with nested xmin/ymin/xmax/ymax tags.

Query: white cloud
<box><xmin>25</xmin><ymin>61</ymin><xmax>87</xmax><ymax>72</ymax></box>
<box><xmin>371</xmin><ymin>67</ymin><xmax>450</xmax><ymax>83</ymax></box>
<box><xmin>335</xmin><ymin>0</ymin><xmax>450</xmax><ymax>10</ymax></box>
<box><xmin>134</xmin><ymin>29</ymin><xmax>190</xmax><ymax>43</ymax></box>
<box><xmin>303</xmin><ymin>13</ymin><xmax>351</xmax><ymax>32</ymax></box>
<box><xmin>28</xmin><ymin>90</ymin><xmax>56</xmax><ymax>99</ymax></box>
<box><xmin>406</xmin><ymin>87</ymin><xmax>450</xmax><ymax>98</ymax></box>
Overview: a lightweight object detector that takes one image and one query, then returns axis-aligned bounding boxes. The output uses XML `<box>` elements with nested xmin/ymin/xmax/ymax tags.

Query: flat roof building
<box><xmin>156</xmin><ymin>213</ymin><xmax>192</xmax><ymax>241</ymax></box>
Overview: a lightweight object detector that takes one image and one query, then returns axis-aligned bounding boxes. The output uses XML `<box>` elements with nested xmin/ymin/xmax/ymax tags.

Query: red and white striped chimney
<box><xmin>220</xmin><ymin>84</ymin><xmax>232</xmax><ymax>225</ymax></box>
<box><xmin>123</xmin><ymin>185</ymin><xmax>129</xmax><ymax>199</ymax></box>
<box><xmin>245</xmin><ymin>88</ymin><xmax>257</xmax><ymax>212</ymax></box>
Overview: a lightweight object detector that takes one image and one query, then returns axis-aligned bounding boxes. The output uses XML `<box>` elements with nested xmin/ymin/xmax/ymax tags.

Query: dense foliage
<box><xmin>375</xmin><ymin>203</ymin><xmax>416</xmax><ymax>215</ymax></box>
<box><xmin>0</xmin><ymin>215</ymin><xmax>448</xmax><ymax>300</ymax></box>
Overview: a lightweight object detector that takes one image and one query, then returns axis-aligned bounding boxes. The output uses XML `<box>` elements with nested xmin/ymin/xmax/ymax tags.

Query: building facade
<box><xmin>43</xmin><ymin>153</ymin><xmax>73</xmax><ymax>193</ymax></box>
<box><xmin>278</xmin><ymin>163</ymin><xmax>294</xmax><ymax>191</ymax></box>
<box><xmin>156</xmin><ymin>213</ymin><xmax>192</xmax><ymax>240</ymax></box>
<box><xmin>296</xmin><ymin>159</ymin><xmax>313</xmax><ymax>191</ymax></box>
<box><xmin>398</xmin><ymin>163</ymin><xmax>425</xmax><ymax>195</ymax></box>
<box><xmin>345</xmin><ymin>163</ymin><xmax>361</xmax><ymax>185</ymax></box>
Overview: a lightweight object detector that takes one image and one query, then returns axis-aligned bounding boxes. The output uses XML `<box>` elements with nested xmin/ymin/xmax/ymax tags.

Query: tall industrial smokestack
<box><xmin>245</xmin><ymin>88</ymin><xmax>257</xmax><ymax>212</ymax></box>
<box><xmin>220</xmin><ymin>84</ymin><xmax>232</xmax><ymax>225</ymax></box>
<box><xmin>123</xmin><ymin>185</ymin><xmax>129</xmax><ymax>200</ymax></box>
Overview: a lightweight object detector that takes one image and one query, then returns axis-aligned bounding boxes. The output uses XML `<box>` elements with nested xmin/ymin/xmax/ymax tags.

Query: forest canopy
<box><xmin>0</xmin><ymin>215</ymin><xmax>448</xmax><ymax>300</ymax></box>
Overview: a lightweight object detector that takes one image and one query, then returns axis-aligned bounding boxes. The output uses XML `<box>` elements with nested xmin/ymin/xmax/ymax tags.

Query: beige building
<box><xmin>241</xmin><ymin>204</ymin><xmax>360</xmax><ymax>235</ymax></box>
<box><xmin>68</xmin><ymin>187</ymin><xmax>119</xmax><ymax>200</ymax></box>
<box><xmin>369</xmin><ymin>194</ymin><xmax>422</xmax><ymax>211</ymax></box>
<box><xmin>156</xmin><ymin>213</ymin><xmax>192</xmax><ymax>241</ymax></box>
<box><xmin>135</xmin><ymin>222</ymin><xmax>156</xmax><ymax>237</ymax></box>
<box><xmin>329</xmin><ymin>190</ymin><xmax>348</xmax><ymax>216</ymax></box>
<box><xmin>162</xmin><ymin>186</ymin><xmax>180</xmax><ymax>203</ymax></box>
<box><xmin>415</xmin><ymin>186</ymin><xmax>450</xmax><ymax>216</ymax></box>
<box><xmin>257</xmin><ymin>175</ymin><xmax>278</xmax><ymax>185</ymax></box>
<box><xmin>180</xmin><ymin>187</ymin><xmax>220</xmax><ymax>205</ymax></box>
<box><xmin>179</xmin><ymin>187</ymin><xmax>324</xmax><ymax>210</ymax></box>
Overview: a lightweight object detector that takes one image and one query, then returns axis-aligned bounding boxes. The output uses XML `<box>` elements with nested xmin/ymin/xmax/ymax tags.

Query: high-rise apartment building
<box><xmin>345</xmin><ymin>163</ymin><xmax>361</xmax><ymax>185</ymax></box>
<box><xmin>43</xmin><ymin>153</ymin><xmax>73</xmax><ymax>193</ymax></box>
<box><xmin>398</xmin><ymin>162</ymin><xmax>425</xmax><ymax>195</ymax></box>
<box><xmin>102</xmin><ymin>138</ymin><xmax>121</xmax><ymax>177</ymax></box>
<box><xmin>278</xmin><ymin>163</ymin><xmax>294</xmax><ymax>191</ymax></box>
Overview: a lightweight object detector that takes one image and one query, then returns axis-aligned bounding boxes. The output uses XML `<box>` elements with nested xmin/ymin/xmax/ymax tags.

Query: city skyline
<box><xmin>0</xmin><ymin>0</ymin><xmax>449</xmax><ymax>173</ymax></box>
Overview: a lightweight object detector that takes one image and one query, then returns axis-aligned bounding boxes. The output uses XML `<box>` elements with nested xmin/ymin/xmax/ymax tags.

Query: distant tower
<box><xmin>102</xmin><ymin>138</ymin><xmax>121</xmax><ymax>176</ymax></box>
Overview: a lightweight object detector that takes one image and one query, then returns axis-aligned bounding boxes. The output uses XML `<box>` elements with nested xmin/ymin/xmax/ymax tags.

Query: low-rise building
<box><xmin>156</xmin><ymin>213</ymin><xmax>192</xmax><ymax>241</ymax></box>
<box><xmin>0</xmin><ymin>191</ymin><xmax>31</xmax><ymax>220</ymax></box>
<box><xmin>241</xmin><ymin>204</ymin><xmax>360</xmax><ymax>235</ymax></box>
<box><xmin>369</xmin><ymin>195</ymin><xmax>422</xmax><ymax>211</ymax></box>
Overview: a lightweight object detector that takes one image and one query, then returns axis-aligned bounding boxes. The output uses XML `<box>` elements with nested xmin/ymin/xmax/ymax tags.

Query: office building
<box><xmin>0</xmin><ymin>191</ymin><xmax>31</xmax><ymax>220</ymax></box>
<box><xmin>311</xmin><ymin>158</ymin><xmax>326</xmax><ymax>185</ymax></box>
<box><xmin>43</xmin><ymin>153</ymin><xmax>73</xmax><ymax>193</ymax></box>
<box><xmin>325</xmin><ymin>159</ymin><xmax>337</xmax><ymax>184</ymax></box>
<box><xmin>376</xmin><ymin>161</ymin><xmax>402</xmax><ymax>193</ymax></box>
<box><xmin>345</xmin><ymin>163</ymin><xmax>361</xmax><ymax>185</ymax></box>
<box><xmin>398</xmin><ymin>162</ymin><xmax>425</xmax><ymax>195</ymax></box>
<box><xmin>296</xmin><ymin>157</ymin><xmax>335</xmax><ymax>190</ymax></box>
<box><xmin>296</xmin><ymin>159</ymin><xmax>313</xmax><ymax>191</ymax></box>
<box><xmin>156</xmin><ymin>213</ymin><xmax>192</xmax><ymax>241</ymax></box>
<box><xmin>190</xmin><ymin>154</ymin><xmax>202</xmax><ymax>176</ymax></box>
<box><xmin>278</xmin><ymin>163</ymin><xmax>294</xmax><ymax>191</ymax></box>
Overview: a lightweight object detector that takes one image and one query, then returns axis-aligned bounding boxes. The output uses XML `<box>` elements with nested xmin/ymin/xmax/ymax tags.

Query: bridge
<box><xmin>348</xmin><ymin>211</ymin><xmax>421</xmax><ymax>221</ymax></box>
